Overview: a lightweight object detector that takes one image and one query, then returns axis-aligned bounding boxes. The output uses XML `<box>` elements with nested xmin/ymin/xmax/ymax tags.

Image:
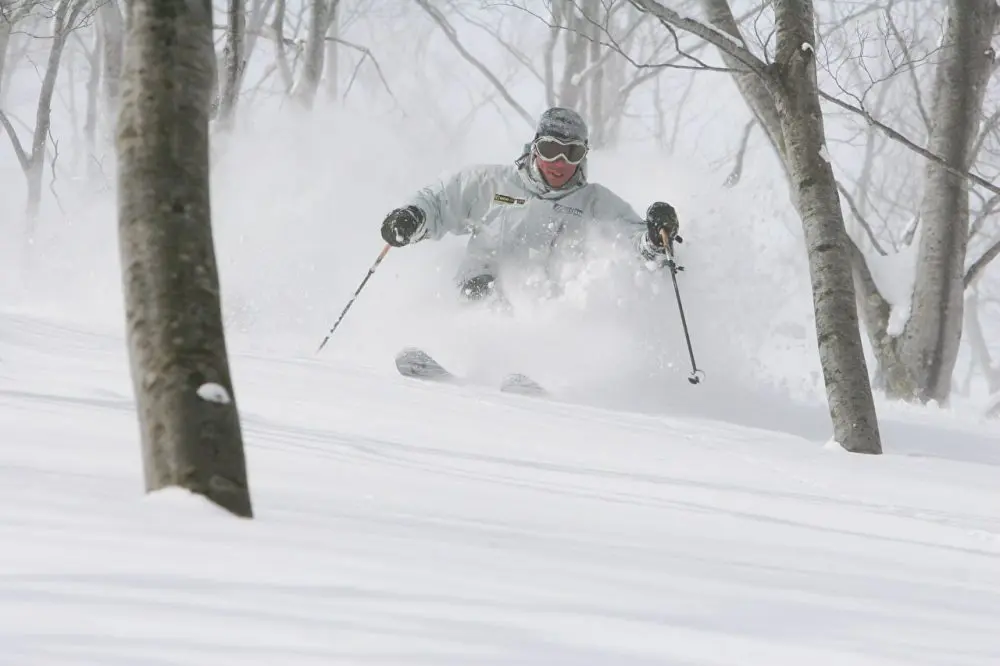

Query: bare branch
<box><xmin>723</xmin><ymin>117</ymin><xmax>755</xmax><ymax>187</ymax></box>
<box><xmin>0</xmin><ymin>108</ymin><xmax>30</xmax><ymax>172</ymax></box>
<box><xmin>884</xmin><ymin>0</ymin><xmax>931</xmax><ymax>134</ymax></box>
<box><xmin>836</xmin><ymin>179</ymin><xmax>888</xmax><ymax>256</ymax></box>
<box><xmin>965</xmin><ymin>238</ymin><xmax>1000</xmax><ymax>289</ymax></box>
<box><xmin>324</xmin><ymin>36</ymin><xmax>402</xmax><ymax>111</ymax></box>
<box><xmin>819</xmin><ymin>89</ymin><xmax>1000</xmax><ymax>197</ymax></box>
<box><xmin>47</xmin><ymin>127</ymin><xmax>64</xmax><ymax>214</ymax></box>
<box><xmin>413</xmin><ymin>0</ymin><xmax>533</xmax><ymax>127</ymax></box>
<box><xmin>449</xmin><ymin>3</ymin><xmax>545</xmax><ymax>85</ymax></box>
<box><xmin>626</xmin><ymin>0</ymin><xmax>769</xmax><ymax>77</ymax></box>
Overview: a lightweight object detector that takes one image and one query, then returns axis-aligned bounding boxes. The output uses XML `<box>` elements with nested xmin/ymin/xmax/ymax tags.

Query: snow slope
<box><xmin>1</xmin><ymin>309</ymin><xmax>999</xmax><ymax>666</ymax></box>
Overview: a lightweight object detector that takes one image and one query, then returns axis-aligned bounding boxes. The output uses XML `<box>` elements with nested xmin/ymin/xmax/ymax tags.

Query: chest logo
<box><xmin>494</xmin><ymin>193</ymin><xmax>526</xmax><ymax>205</ymax></box>
<box><xmin>553</xmin><ymin>203</ymin><xmax>584</xmax><ymax>217</ymax></box>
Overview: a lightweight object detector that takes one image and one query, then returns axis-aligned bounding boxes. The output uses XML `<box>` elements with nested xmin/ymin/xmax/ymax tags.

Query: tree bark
<box><xmin>116</xmin><ymin>0</ymin><xmax>253</xmax><ymax>517</ymax></box>
<box><xmin>771</xmin><ymin>0</ymin><xmax>881</xmax><ymax>453</ymax></box>
<box><xmin>890</xmin><ymin>0</ymin><xmax>999</xmax><ymax>403</ymax></box>
<box><xmin>218</xmin><ymin>0</ymin><xmax>245</xmax><ymax>128</ymax></box>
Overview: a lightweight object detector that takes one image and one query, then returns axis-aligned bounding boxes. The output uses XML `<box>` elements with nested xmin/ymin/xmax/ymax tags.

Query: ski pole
<box><xmin>660</xmin><ymin>229</ymin><xmax>703</xmax><ymax>385</ymax></box>
<box><xmin>316</xmin><ymin>243</ymin><xmax>391</xmax><ymax>353</ymax></box>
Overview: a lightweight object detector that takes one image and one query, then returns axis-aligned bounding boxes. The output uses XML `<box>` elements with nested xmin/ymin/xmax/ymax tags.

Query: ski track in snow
<box><xmin>1</xmin><ymin>311</ymin><xmax>999</xmax><ymax>665</ymax></box>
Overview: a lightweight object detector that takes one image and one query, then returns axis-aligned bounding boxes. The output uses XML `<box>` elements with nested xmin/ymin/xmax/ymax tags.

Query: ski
<box><xmin>500</xmin><ymin>372</ymin><xmax>547</xmax><ymax>397</ymax></box>
<box><xmin>394</xmin><ymin>347</ymin><xmax>458</xmax><ymax>383</ymax></box>
<box><xmin>395</xmin><ymin>347</ymin><xmax>547</xmax><ymax>397</ymax></box>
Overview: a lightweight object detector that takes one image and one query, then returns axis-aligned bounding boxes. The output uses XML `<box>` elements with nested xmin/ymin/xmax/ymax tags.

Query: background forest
<box><xmin>3</xmin><ymin>0</ymin><xmax>1000</xmax><ymax>426</ymax></box>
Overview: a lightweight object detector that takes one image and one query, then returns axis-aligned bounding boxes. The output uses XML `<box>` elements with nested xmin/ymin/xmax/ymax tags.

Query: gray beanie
<box><xmin>535</xmin><ymin>107</ymin><xmax>588</xmax><ymax>143</ymax></box>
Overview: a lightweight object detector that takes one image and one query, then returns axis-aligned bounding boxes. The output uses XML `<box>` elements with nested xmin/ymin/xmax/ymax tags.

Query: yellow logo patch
<box><xmin>493</xmin><ymin>193</ymin><xmax>526</xmax><ymax>205</ymax></box>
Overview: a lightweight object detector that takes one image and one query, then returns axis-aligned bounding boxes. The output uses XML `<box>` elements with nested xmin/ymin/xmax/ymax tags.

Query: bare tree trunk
<box><xmin>0</xmin><ymin>19</ymin><xmax>10</xmax><ymax>102</ymax></box>
<box><xmin>272</xmin><ymin>0</ymin><xmax>294</xmax><ymax>93</ymax></box>
<box><xmin>84</xmin><ymin>29</ymin><xmax>100</xmax><ymax>179</ymax></box>
<box><xmin>586</xmin><ymin>0</ymin><xmax>605</xmax><ymax>147</ymax></box>
<box><xmin>116</xmin><ymin>0</ymin><xmax>253</xmax><ymax>517</ymax></box>
<box><xmin>217</xmin><ymin>0</ymin><xmax>245</xmax><ymax>128</ymax></box>
<box><xmin>99</xmin><ymin>0</ymin><xmax>124</xmax><ymax>112</ymax></box>
<box><xmin>542</xmin><ymin>2</ymin><xmax>562</xmax><ymax>108</ymax></box>
<box><xmin>23</xmin><ymin>0</ymin><xmax>85</xmax><ymax>226</ymax></box>
<box><xmin>558</xmin><ymin>8</ymin><xmax>588</xmax><ymax>108</ymax></box>
<box><xmin>964</xmin><ymin>289</ymin><xmax>1000</xmax><ymax>397</ymax></box>
<box><xmin>324</xmin><ymin>0</ymin><xmax>339</xmax><ymax>99</ymax></box>
<box><xmin>243</xmin><ymin>0</ymin><xmax>275</xmax><ymax>65</ymax></box>
<box><xmin>771</xmin><ymin>0</ymin><xmax>881</xmax><ymax>453</ymax></box>
<box><xmin>891</xmin><ymin>0</ymin><xmax>999</xmax><ymax>403</ymax></box>
<box><xmin>293</xmin><ymin>0</ymin><xmax>326</xmax><ymax>108</ymax></box>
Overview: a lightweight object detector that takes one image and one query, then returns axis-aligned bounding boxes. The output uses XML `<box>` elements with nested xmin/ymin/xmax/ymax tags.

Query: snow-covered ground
<box><xmin>1</xmin><ymin>305</ymin><xmax>999</xmax><ymax>665</ymax></box>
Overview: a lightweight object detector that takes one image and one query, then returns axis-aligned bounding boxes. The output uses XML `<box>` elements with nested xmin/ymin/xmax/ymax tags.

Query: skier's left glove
<box><xmin>381</xmin><ymin>205</ymin><xmax>426</xmax><ymax>247</ymax></box>
<box><xmin>645</xmin><ymin>202</ymin><xmax>681</xmax><ymax>249</ymax></box>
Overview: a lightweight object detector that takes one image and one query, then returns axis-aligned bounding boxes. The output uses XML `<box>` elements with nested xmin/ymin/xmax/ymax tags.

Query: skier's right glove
<box><xmin>460</xmin><ymin>274</ymin><xmax>496</xmax><ymax>300</ymax></box>
<box><xmin>380</xmin><ymin>205</ymin><xmax>425</xmax><ymax>247</ymax></box>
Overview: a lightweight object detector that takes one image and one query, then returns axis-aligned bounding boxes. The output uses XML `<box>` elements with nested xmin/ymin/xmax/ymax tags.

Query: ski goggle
<box><xmin>533</xmin><ymin>136</ymin><xmax>588</xmax><ymax>165</ymax></box>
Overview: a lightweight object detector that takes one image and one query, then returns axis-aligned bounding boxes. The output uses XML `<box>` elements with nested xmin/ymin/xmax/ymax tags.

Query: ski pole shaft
<box><xmin>660</xmin><ymin>229</ymin><xmax>703</xmax><ymax>385</ymax></box>
<box><xmin>316</xmin><ymin>243</ymin><xmax>391</xmax><ymax>353</ymax></box>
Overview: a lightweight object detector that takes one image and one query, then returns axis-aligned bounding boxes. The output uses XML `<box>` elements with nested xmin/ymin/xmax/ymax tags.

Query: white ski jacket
<box><xmin>405</xmin><ymin>153</ymin><xmax>662</xmax><ymax>289</ymax></box>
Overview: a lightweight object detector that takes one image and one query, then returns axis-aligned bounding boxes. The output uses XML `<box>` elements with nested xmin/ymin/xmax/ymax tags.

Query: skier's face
<box><xmin>532</xmin><ymin>136</ymin><xmax>586</xmax><ymax>189</ymax></box>
<box><xmin>535</xmin><ymin>155</ymin><xmax>578</xmax><ymax>188</ymax></box>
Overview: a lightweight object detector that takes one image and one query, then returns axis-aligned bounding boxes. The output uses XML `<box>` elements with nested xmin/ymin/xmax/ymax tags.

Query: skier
<box><xmin>379</xmin><ymin>107</ymin><xmax>682</xmax><ymax>302</ymax></box>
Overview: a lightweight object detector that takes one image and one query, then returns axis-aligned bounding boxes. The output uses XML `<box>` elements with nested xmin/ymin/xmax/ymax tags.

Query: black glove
<box><xmin>380</xmin><ymin>205</ymin><xmax>425</xmax><ymax>247</ymax></box>
<box><xmin>459</xmin><ymin>274</ymin><xmax>496</xmax><ymax>300</ymax></box>
<box><xmin>645</xmin><ymin>201</ymin><xmax>681</xmax><ymax>248</ymax></box>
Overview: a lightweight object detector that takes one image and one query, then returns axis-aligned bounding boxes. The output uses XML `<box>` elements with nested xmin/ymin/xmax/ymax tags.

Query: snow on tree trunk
<box><xmin>889</xmin><ymin>0</ymin><xmax>1000</xmax><ymax>403</ymax></box>
<box><xmin>116</xmin><ymin>0</ymin><xmax>253</xmax><ymax>517</ymax></box>
<box><xmin>771</xmin><ymin>1</ymin><xmax>881</xmax><ymax>454</ymax></box>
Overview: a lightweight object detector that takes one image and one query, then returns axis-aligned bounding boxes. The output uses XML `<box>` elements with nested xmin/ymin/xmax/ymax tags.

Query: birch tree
<box><xmin>629</xmin><ymin>0</ymin><xmax>883</xmax><ymax>454</ymax></box>
<box><xmin>117</xmin><ymin>0</ymin><xmax>253</xmax><ymax>517</ymax></box>
<box><xmin>851</xmin><ymin>0</ymin><xmax>1000</xmax><ymax>403</ymax></box>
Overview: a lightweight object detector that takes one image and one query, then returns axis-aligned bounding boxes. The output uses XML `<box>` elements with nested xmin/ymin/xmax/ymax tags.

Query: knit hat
<box><xmin>535</xmin><ymin>107</ymin><xmax>588</xmax><ymax>143</ymax></box>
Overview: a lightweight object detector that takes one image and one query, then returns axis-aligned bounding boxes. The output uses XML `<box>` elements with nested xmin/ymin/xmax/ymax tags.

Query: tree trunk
<box><xmin>558</xmin><ymin>7</ymin><xmax>588</xmax><ymax>108</ymax></box>
<box><xmin>586</xmin><ymin>0</ymin><xmax>605</xmax><ymax>147</ymax></box>
<box><xmin>23</xmin><ymin>0</ymin><xmax>84</xmax><ymax>227</ymax></box>
<box><xmin>0</xmin><ymin>19</ymin><xmax>10</xmax><ymax>102</ymax></box>
<box><xmin>271</xmin><ymin>0</ymin><xmax>294</xmax><ymax>93</ymax></box>
<box><xmin>217</xmin><ymin>0</ymin><xmax>245</xmax><ymax>129</ymax></box>
<box><xmin>887</xmin><ymin>0</ymin><xmax>1000</xmax><ymax>403</ymax></box>
<box><xmin>84</xmin><ymin>31</ymin><xmax>100</xmax><ymax>180</ymax></box>
<box><xmin>116</xmin><ymin>0</ymin><xmax>253</xmax><ymax>517</ymax></box>
<box><xmin>99</xmin><ymin>0</ymin><xmax>124</xmax><ymax>111</ymax></box>
<box><xmin>324</xmin><ymin>0</ymin><xmax>339</xmax><ymax>99</ymax></box>
<box><xmin>293</xmin><ymin>0</ymin><xmax>326</xmax><ymax>108</ymax></box>
<box><xmin>771</xmin><ymin>0</ymin><xmax>881</xmax><ymax>453</ymax></box>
